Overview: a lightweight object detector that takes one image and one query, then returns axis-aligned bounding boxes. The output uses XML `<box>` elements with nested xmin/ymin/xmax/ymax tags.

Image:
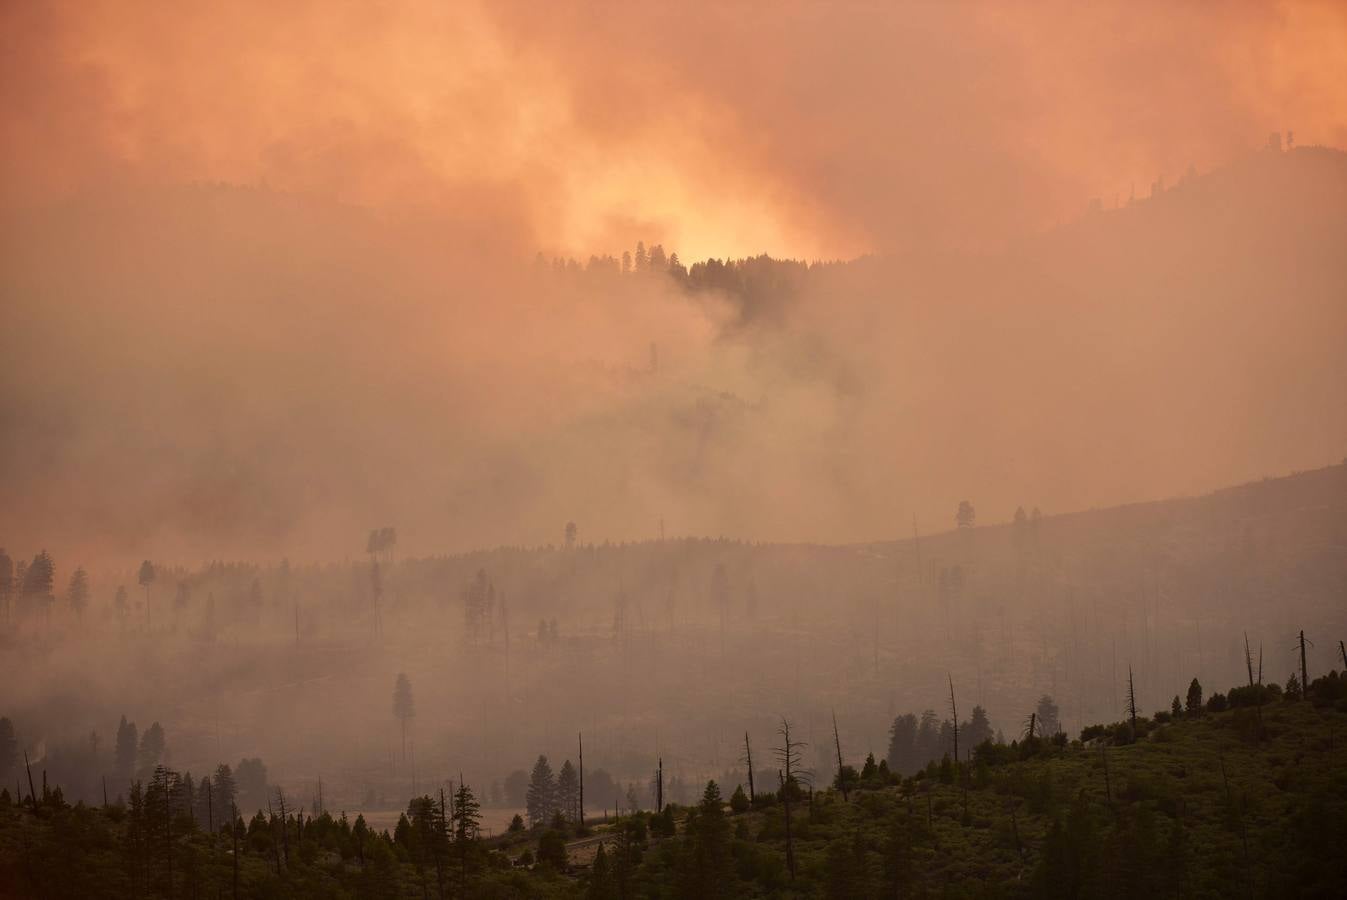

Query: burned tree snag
<box><xmin>832</xmin><ymin>710</ymin><xmax>848</xmax><ymax>802</ymax></box>
<box><xmin>1127</xmin><ymin>666</ymin><xmax>1139</xmax><ymax>740</ymax></box>
<box><xmin>744</xmin><ymin>732</ymin><xmax>755</xmax><ymax>805</ymax></box>
<box><xmin>948</xmin><ymin>674</ymin><xmax>960</xmax><ymax>767</ymax></box>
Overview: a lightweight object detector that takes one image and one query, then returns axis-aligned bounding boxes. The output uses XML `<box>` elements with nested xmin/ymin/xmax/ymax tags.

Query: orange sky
<box><xmin>4</xmin><ymin>1</ymin><xmax>1346</xmax><ymax>260</ymax></box>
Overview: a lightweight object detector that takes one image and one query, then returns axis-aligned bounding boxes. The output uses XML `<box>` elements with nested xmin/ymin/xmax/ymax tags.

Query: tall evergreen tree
<box><xmin>964</xmin><ymin>705</ymin><xmax>994</xmax><ymax>748</ymax></box>
<box><xmin>66</xmin><ymin>567</ymin><xmax>90</xmax><ymax>622</ymax></box>
<box><xmin>677</xmin><ymin>781</ymin><xmax>732</xmax><ymax>898</ymax></box>
<box><xmin>1186</xmin><ymin>678</ymin><xmax>1203</xmax><ymax>714</ymax></box>
<box><xmin>212</xmin><ymin>764</ymin><xmax>237</xmax><ymax>820</ymax></box>
<box><xmin>451</xmin><ymin>781</ymin><xmax>482</xmax><ymax>892</ymax></box>
<box><xmin>22</xmin><ymin>550</ymin><xmax>55</xmax><ymax>619</ymax></box>
<box><xmin>526</xmin><ymin>755</ymin><xmax>556</xmax><ymax>826</ymax></box>
<box><xmin>137</xmin><ymin>560</ymin><xmax>156</xmax><ymax>625</ymax></box>
<box><xmin>115</xmin><ymin>716</ymin><xmax>139</xmax><ymax>783</ymax></box>
<box><xmin>557</xmin><ymin>760</ymin><xmax>580</xmax><ymax>823</ymax></box>
<box><xmin>1036</xmin><ymin>695</ymin><xmax>1061</xmax><ymax>736</ymax></box>
<box><xmin>393</xmin><ymin>673</ymin><xmax>415</xmax><ymax>762</ymax></box>
<box><xmin>137</xmin><ymin>722</ymin><xmax>166</xmax><ymax>779</ymax></box>
<box><xmin>886</xmin><ymin>713</ymin><xmax>918</xmax><ymax>773</ymax></box>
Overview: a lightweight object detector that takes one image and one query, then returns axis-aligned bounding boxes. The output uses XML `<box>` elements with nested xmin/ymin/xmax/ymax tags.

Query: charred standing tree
<box><xmin>393</xmin><ymin>673</ymin><xmax>415</xmax><ymax>762</ymax></box>
<box><xmin>1298</xmin><ymin>631</ymin><xmax>1311</xmax><ymax>700</ymax></box>
<box><xmin>1127</xmin><ymin>666</ymin><xmax>1139</xmax><ymax>740</ymax></box>
<box><xmin>773</xmin><ymin>718</ymin><xmax>806</xmax><ymax>881</ymax></box>
<box><xmin>1244</xmin><ymin>632</ymin><xmax>1255</xmax><ymax>687</ymax></box>
<box><xmin>1025</xmin><ymin>712</ymin><xmax>1036</xmax><ymax>741</ymax></box>
<box><xmin>577</xmin><ymin>732</ymin><xmax>584</xmax><ymax>828</ymax></box>
<box><xmin>275</xmin><ymin>789</ymin><xmax>291</xmax><ymax>868</ymax></box>
<box><xmin>1339</xmin><ymin>639</ymin><xmax>1346</xmax><ymax>671</ymax></box>
<box><xmin>832</xmin><ymin>710</ymin><xmax>848</xmax><ymax>802</ymax></box>
<box><xmin>656</xmin><ymin>757</ymin><xmax>663</xmax><ymax>813</ymax></box>
<box><xmin>24</xmin><ymin>749</ymin><xmax>36</xmax><ymax>809</ymax></box>
<box><xmin>948</xmin><ymin>674</ymin><xmax>960</xmax><ymax>766</ymax></box>
<box><xmin>743</xmin><ymin>732</ymin><xmax>755</xmax><ymax>805</ymax></box>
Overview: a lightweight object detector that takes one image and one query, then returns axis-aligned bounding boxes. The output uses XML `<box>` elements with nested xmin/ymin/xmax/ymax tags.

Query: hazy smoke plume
<box><xmin>2</xmin><ymin>1</ymin><xmax>1346</xmax><ymax>564</ymax></box>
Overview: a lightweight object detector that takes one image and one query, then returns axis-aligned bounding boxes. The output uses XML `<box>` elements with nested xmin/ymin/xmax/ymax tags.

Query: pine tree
<box><xmin>115</xmin><ymin>717</ymin><xmax>139</xmax><ymax>783</ymax></box>
<box><xmin>451</xmin><ymin>781</ymin><xmax>482</xmax><ymax>892</ymax></box>
<box><xmin>212</xmin><ymin>764</ymin><xmax>237</xmax><ymax>823</ymax></box>
<box><xmin>392</xmin><ymin>673</ymin><xmax>414</xmax><ymax>762</ymax></box>
<box><xmin>588</xmin><ymin>842</ymin><xmax>615</xmax><ymax>899</ymax></box>
<box><xmin>137</xmin><ymin>722</ymin><xmax>166</xmax><ymax>779</ymax></box>
<box><xmin>526</xmin><ymin>755</ymin><xmax>556</xmax><ymax>826</ymax></box>
<box><xmin>21</xmin><ymin>551</ymin><xmax>55</xmax><ymax>621</ymax></box>
<box><xmin>1035</xmin><ymin>695</ymin><xmax>1061</xmax><ymax>736</ymax></box>
<box><xmin>678</xmin><ymin>781</ymin><xmax>733</xmax><ymax>898</ymax></box>
<box><xmin>1185</xmin><ymin>678</ymin><xmax>1203</xmax><ymax>714</ymax></box>
<box><xmin>66</xmin><ymin>567</ymin><xmax>90</xmax><ymax>622</ymax></box>
<box><xmin>557</xmin><ymin>760</ymin><xmax>580</xmax><ymax>823</ymax></box>
<box><xmin>137</xmin><ymin>560</ymin><xmax>156</xmax><ymax>626</ymax></box>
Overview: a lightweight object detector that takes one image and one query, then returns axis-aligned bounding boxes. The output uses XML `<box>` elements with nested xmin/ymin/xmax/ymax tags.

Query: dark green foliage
<box><xmin>675</xmin><ymin>781</ymin><xmax>733</xmax><ymax>898</ymax></box>
<box><xmin>526</xmin><ymin>755</ymin><xmax>556</xmax><ymax>826</ymax></box>
<box><xmin>2</xmin><ymin>673</ymin><xmax>1345</xmax><ymax>898</ymax></box>
<box><xmin>1187</xmin><ymin>678</ymin><xmax>1204</xmax><ymax>714</ymax></box>
<box><xmin>536</xmin><ymin>828</ymin><xmax>567</xmax><ymax>870</ymax></box>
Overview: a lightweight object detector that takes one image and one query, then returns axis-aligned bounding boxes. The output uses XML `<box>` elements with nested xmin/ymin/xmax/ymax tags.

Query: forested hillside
<box><xmin>2</xmin><ymin>462</ymin><xmax>1344</xmax><ymax>874</ymax></box>
<box><xmin>3</xmin><ymin>666</ymin><xmax>1344</xmax><ymax>898</ymax></box>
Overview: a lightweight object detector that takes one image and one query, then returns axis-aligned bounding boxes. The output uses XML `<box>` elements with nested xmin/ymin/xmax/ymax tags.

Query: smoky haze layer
<box><xmin>3</xmin><ymin>147</ymin><xmax>1346</xmax><ymax>563</ymax></box>
<box><xmin>5</xmin><ymin>1</ymin><xmax>1347</xmax><ymax>562</ymax></box>
<box><xmin>3</xmin><ymin>463</ymin><xmax>1345</xmax><ymax>820</ymax></box>
<box><xmin>4</xmin><ymin>2</ymin><xmax>1347</xmax><ymax>258</ymax></box>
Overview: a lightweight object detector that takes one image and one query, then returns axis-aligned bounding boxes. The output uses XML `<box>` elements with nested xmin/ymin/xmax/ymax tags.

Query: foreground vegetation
<box><xmin>2</xmin><ymin>669</ymin><xmax>1344</xmax><ymax>898</ymax></box>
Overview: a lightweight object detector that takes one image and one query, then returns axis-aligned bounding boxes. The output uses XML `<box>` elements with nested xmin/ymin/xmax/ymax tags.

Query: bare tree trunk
<box><xmin>744</xmin><ymin>732</ymin><xmax>755</xmax><ymax>805</ymax></box>
<box><xmin>268</xmin><ymin>799</ymin><xmax>281</xmax><ymax>875</ymax></box>
<box><xmin>1244</xmin><ymin>632</ymin><xmax>1254</xmax><ymax>687</ymax></box>
<box><xmin>779</xmin><ymin>769</ymin><xmax>795</xmax><ymax>881</ymax></box>
<box><xmin>1127</xmin><ymin>666</ymin><xmax>1139</xmax><ymax>740</ymax></box>
<box><xmin>948</xmin><ymin>674</ymin><xmax>960</xmax><ymax>768</ymax></box>
<box><xmin>578</xmin><ymin>732</ymin><xmax>585</xmax><ymax>829</ymax></box>
<box><xmin>23</xmin><ymin>750</ymin><xmax>37</xmax><ymax>809</ymax></box>
<box><xmin>832</xmin><ymin>710</ymin><xmax>848</xmax><ymax>802</ymax></box>
<box><xmin>1299</xmin><ymin>630</ymin><xmax>1310</xmax><ymax>699</ymax></box>
<box><xmin>276</xmin><ymin>790</ymin><xmax>290</xmax><ymax>868</ymax></box>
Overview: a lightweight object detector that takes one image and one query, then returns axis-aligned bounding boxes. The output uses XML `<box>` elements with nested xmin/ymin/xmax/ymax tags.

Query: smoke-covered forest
<box><xmin>5</xmin><ymin>2</ymin><xmax>1347</xmax><ymax>897</ymax></box>
<box><xmin>3</xmin><ymin>457</ymin><xmax>1345</xmax><ymax>896</ymax></box>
